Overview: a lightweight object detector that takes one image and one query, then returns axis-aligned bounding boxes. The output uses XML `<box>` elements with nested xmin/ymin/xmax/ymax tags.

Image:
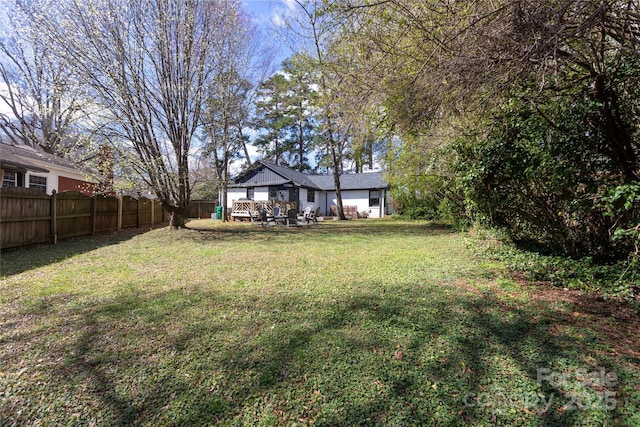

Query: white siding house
<box><xmin>226</xmin><ymin>160</ymin><xmax>391</xmax><ymax>219</ymax></box>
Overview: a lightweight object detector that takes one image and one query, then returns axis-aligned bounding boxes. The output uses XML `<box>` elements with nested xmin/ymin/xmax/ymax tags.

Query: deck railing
<box><xmin>231</xmin><ymin>200</ymin><xmax>298</xmax><ymax>220</ymax></box>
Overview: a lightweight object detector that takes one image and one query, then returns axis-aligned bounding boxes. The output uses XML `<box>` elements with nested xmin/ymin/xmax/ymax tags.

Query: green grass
<box><xmin>1</xmin><ymin>219</ymin><xmax>639</xmax><ymax>426</ymax></box>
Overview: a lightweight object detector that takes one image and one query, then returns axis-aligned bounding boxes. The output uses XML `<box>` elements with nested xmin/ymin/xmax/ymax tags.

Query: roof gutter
<box><xmin>0</xmin><ymin>160</ymin><xmax>49</xmax><ymax>173</ymax></box>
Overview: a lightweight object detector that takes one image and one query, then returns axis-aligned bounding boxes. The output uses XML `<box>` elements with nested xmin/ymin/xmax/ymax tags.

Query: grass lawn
<box><xmin>1</xmin><ymin>219</ymin><xmax>639</xmax><ymax>426</ymax></box>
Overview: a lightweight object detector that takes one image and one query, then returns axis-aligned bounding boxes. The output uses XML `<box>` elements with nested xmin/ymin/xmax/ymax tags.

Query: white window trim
<box><xmin>28</xmin><ymin>175</ymin><xmax>47</xmax><ymax>192</ymax></box>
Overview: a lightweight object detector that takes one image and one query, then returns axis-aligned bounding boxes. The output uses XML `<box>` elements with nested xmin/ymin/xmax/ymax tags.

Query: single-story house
<box><xmin>226</xmin><ymin>160</ymin><xmax>392</xmax><ymax>219</ymax></box>
<box><xmin>0</xmin><ymin>142</ymin><xmax>98</xmax><ymax>195</ymax></box>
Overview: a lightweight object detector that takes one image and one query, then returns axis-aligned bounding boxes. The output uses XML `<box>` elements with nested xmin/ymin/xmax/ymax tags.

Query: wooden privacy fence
<box><xmin>0</xmin><ymin>188</ymin><xmax>169</xmax><ymax>250</ymax></box>
<box><xmin>186</xmin><ymin>200</ymin><xmax>217</xmax><ymax>219</ymax></box>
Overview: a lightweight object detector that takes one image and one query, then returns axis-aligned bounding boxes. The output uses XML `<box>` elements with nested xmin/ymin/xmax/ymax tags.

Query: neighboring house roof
<box><xmin>0</xmin><ymin>143</ymin><xmax>50</xmax><ymax>173</ymax></box>
<box><xmin>0</xmin><ymin>142</ymin><xmax>95</xmax><ymax>179</ymax></box>
<box><xmin>230</xmin><ymin>160</ymin><xmax>387</xmax><ymax>191</ymax></box>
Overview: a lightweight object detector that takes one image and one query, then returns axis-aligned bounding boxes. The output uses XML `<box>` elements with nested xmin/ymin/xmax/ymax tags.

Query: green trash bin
<box><xmin>216</xmin><ymin>206</ymin><xmax>222</xmax><ymax>220</ymax></box>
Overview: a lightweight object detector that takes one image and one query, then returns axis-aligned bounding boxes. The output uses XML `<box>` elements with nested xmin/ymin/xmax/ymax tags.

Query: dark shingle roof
<box><xmin>0</xmin><ymin>143</ymin><xmax>81</xmax><ymax>173</ymax></box>
<box><xmin>230</xmin><ymin>160</ymin><xmax>387</xmax><ymax>191</ymax></box>
<box><xmin>260</xmin><ymin>161</ymin><xmax>323</xmax><ymax>189</ymax></box>
<box><xmin>308</xmin><ymin>172</ymin><xmax>387</xmax><ymax>191</ymax></box>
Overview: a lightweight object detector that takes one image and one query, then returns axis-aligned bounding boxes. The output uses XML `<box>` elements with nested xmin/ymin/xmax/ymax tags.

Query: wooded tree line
<box><xmin>1</xmin><ymin>0</ymin><xmax>638</xmax><ymax>263</ymax></box>
<box><xmin>319</xmin><ymin>0</ymin><xmax>639</xmax><ymax>262</ymax></box>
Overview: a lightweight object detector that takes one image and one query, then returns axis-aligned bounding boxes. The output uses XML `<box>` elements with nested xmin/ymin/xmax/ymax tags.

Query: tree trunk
<box><xmin>166</xmin><ymin>205</ymin><xmax>187</xmax><ymax>229</ymax></box>
<box><xmin>328</xmin><ymin>129</ymin><xmax>346</xmax><ymax>220</ymax></box>
<box><xmin>222</xmin><ymin>145</ymin><xmax>230</xmax><ymax>222</ymax></box>
<box><xmin>298</xmin><ymin>116</ymin><xmax>304</xmax><ymax>171</ymax></box>
<box><xmin>241</xmin><ymin>130</ymin><xmax>252</xmax><ymax>168</ymax></box>
<box><xmin>594</xmin><ymin>77</ymin><xmax>638</xmax><ymax>181</ymax></box>
<box><xmin>333</xmin><ymin>172</ymin><xmax>346</xmax><ymax>220</ymax></box>
<box><xmin>221</xmin><ymin>182</ymin><xmax>228</xmax><ymax>222</ymax></box>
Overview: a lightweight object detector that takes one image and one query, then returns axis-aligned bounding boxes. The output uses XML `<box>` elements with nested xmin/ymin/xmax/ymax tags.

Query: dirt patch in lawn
<box><xmin>513</xmin><ymin>274</ymin><xmax>640</xmax><ymax>364</ymax></box>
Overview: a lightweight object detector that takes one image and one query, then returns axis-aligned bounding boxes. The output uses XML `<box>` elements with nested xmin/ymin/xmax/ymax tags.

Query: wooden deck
<box><xmin>231</xmin><ymin>200</ymin><xmax>298</xmax><ymax>221</ymax></box>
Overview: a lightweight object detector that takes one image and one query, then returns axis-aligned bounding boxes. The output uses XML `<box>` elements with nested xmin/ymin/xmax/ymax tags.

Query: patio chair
<box><xmin>258</xmin><ymin>208</ymin><xmax>270</xmax><ymax>226</ymax></box>
<box><xmin>286</xmin><ymin>208</ymin><xmax>299</xmax><ymax>227</ymax></box>
<box><xmin>307</xmin><ymin>207</ymin><xmax>320</xmax><ymax>223</ymax></box>
<box><xmin>272</xmin><ymin>206</ymin><xmax>285</xmax><ymax>225</ymax></box>
<box><xmin>248</xmin><ymin>209</ymin><xmax>260</xmax><ymax>225</ymax></box>
<box><xmin>297</xmin><ymin>206</ymin><xmax>311</xmax><ymax>223</ymax></box>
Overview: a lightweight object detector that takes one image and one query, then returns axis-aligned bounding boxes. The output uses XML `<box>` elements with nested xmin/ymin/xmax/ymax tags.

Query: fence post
<box><xmin>137</xmin><ymin>197</ymin><xmax>141</xmax><ymax>228</ymax></box>
<box><xmin>117</xmin><ymin>195</ymin><xmax>123</xmax><ymax>231</ymax></box>
<box><xmin>50</xmin><ymin>190</ymin><xmax>58</xmax><ymax>244</ymax></box>
<box><xmin>91</xmin><ymin>195</ymin><xmax>97</xmax><ymax>236</ymax></box>
<box><xmin>151</xmin><ymin>199</ymin><xmax>155</xmax><ymax>226</ymax></box>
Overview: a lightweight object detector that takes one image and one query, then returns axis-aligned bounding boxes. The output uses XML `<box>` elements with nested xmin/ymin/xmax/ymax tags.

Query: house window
<box><xmin>276</xmin><ymin>188</ymin><xmax>289</xmax><ymax>201</ymax></box>
<box><xmin>307</xmin><ymin>190</ymin><xmax>315</xmax><ymax>202</ymax></box>
<box><xmin>29</xmin><ymin>175</ymin><xmax>47</xmax><ymax>193</ymax></box>
<box><xmin>3</xmin><ymin>171</ymin><xmax>17</xmax><ymax>188</ymax></box>
<box><xmin>247</xmin><ymin>188</ymin><xmax>254</xmax><ymax>200</ymax></box>
<box><xmin>369</xmin><ymin>190</ymin><xmax>380</xmax><ymax>207</ymax></box>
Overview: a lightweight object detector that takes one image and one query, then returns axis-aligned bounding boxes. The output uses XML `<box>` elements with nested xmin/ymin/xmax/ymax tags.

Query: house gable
<box><xmin>230</xmin><ymin>161</ymin><xmax>321</xmax><ymax>190</ymax></box>
<box><xmin>235</xmin><ymin>165</ymin><xmax>290</xmax><ymax>187</ymax></box>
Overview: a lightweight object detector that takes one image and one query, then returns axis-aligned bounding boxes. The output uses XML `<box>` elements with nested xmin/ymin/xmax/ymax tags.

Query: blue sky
<box><xmin>243</xmin><ymin>0</ymin><xmax>296</xmax><ymax>27</ymax></box>
<box><xmin>242</xmin><ymin>0</ymin><xmax>297</xmax><ymax>67</ymax></box>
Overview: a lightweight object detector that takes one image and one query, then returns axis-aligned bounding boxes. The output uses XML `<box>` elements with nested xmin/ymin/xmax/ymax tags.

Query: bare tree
<box><xmin>203</xmin><ymin>70</ymin><xmax>253</xmax><ymax>222</ymax></box>
<box><xmin>287</xmin><ymin>0</ymin><xmax>348</xmax><ymax>219</ymax></box>
<box><xmin>201</xmin><ymin>5</ymin><xmax>274</xmax><ymax>222</ymax></box>
<box><xmin>0</xmin><ymin>1</ymin><xmax>86</xmax><ymax>155</ymax></box>
<box><xmin>20</xmin><ymin>0</ymin><xmax>237</xmax><ymax>228</ymax></box>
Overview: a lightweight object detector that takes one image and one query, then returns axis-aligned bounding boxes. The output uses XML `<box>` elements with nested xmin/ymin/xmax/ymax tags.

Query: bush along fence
<box><xmin>0</xmin><ymin>188</ymin><xmax>173</xmax><ymax>250</ymax></box>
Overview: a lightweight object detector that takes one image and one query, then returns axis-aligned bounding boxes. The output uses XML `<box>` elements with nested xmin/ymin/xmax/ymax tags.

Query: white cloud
<box><xmin>271</xmin><ymin>13</ymin><xmax>285</xmax><ymax>27</ymax></box>
<box><xmin>270</xmin><ymin>0</ymin><xmax>299</xmax><ymax>27</ymax></box>
<box><xmin>281</xmin><ymin>0</ymin><xmax>297</xmax><ymax>11</ymax></box>
<box><xmin>0</xmin><ymin>83</ymin><xmax>14</xmax><ymax>116</ymax></box>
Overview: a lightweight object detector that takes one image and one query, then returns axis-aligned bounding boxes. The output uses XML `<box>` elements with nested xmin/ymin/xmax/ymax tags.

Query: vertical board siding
<box><xmin>153</xmin><ymin>200</ymin><xmax>165</xmax><ymax>224</ymax></box>
<box><xmin>139</xmin><ymin>198</ymin><xmax>152</xmax><ymax>227</ymax></box>
<box><xmin>186</xmin><ymin>200</ymin><xmax>217</xmax><ymax>219</ymax></box>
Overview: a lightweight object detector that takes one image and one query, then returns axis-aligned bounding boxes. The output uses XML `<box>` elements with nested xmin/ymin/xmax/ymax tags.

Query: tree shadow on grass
<box><xmin>183</xmin><ymin>219</ymin><xmax>456</xmax><ymax>246</ymax></box>
<box><xmin>2</xmin><ymin>279</ymin><xmax>636</xmax><ymax>426</ymax></box>
<box><xmin>0</xmin><ymin>229</ymin><xmax>148</xmax><ymax>277</ymax></box>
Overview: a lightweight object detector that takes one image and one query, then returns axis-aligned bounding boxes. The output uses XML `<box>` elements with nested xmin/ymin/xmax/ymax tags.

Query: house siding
<box><xmin>226</xmin><ymin>186</ymin><xmax>274</xmax><ymax>206</ymax></box>
<box><xmin>23</xmin><ymin>169</ymin><xmax>95</xmax><ymax>195</ymax></box>
<box><xmin>228</xmin><ymin>188</ymin><xmax>247</xmax><ymax>203</ymax></box>
<box><xmin>243</xmin><ymin>168</ymin><xmax>286</xmax><ymax>185</ymax></box>
<box><xmin>298</xmin><ymin>188</ymin><xmax>320</xmax><ymax>213</ymax></box>
<box><xmin>324</xmin><ymin>189</ymin><xmax>386</xmax><ymax>218</ymax></box>
<box><xmin>254</xmin><ymin>187</ymin><xmax>270</xmax><ymax>201</ymax></box>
